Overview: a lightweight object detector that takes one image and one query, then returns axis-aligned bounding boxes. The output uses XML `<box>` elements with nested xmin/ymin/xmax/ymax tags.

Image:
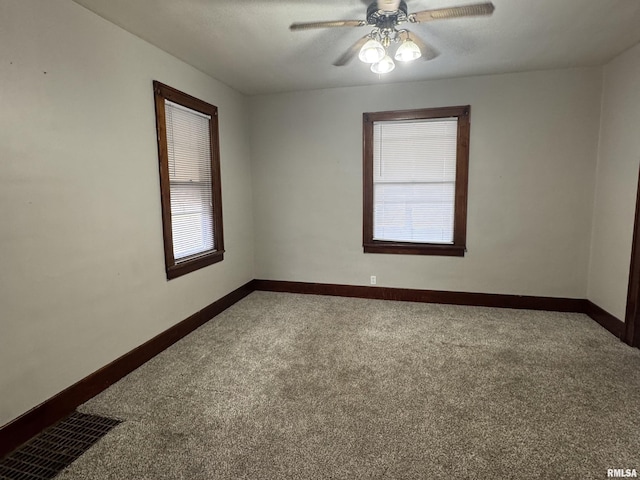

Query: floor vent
<box><xmin>0</xmin><ymin>411</ymin><xmax>121</xmax><ymax>480</ymax></box>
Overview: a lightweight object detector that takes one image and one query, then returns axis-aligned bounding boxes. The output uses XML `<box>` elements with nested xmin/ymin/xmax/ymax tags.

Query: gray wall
<box><xmin>249</xmin><ymin>69</ymin><xmax>602</xmax><ymax>298</ymax></box>
<box><xmin>588</xmin><ymin>43</ymin><xmax>640</xmax><ymax>320</ymax></box>
<box><xmin>0</xmin><ymin>0</ymin><xmax>255</xmax><ymax>426</ymax></box>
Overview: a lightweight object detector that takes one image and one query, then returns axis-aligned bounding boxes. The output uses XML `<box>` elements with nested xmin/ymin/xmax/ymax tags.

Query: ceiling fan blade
<box><xmin>290</xmin><ymin>20</ymin><xmax>366</xmax><ymax>31</ymax></box>
<box><xmin>409</xmin><ymin>2</ymin><xmax>494</xmax><ymax>23</ymax></box>
<box><xmin>406</xmin><ymin>32</ymin><xmax>439</xmax><ymax>60</ymax></box>
<box><xmin>333</xmin><ymin>35</ymin><xmax>370</xmax><ymax>66</ymax></box>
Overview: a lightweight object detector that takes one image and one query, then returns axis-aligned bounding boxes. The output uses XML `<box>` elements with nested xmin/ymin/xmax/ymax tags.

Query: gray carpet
<box><xmin>58</xmin><ymin>292</ymin><xmax>640</xmax><ymax>479</ymax></box>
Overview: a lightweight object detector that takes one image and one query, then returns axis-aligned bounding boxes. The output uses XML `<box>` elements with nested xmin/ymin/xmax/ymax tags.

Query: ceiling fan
<box><xmin>290</xmin><ymin>0</ymin><xmax>495</xmax><ymax>74</ymax></box>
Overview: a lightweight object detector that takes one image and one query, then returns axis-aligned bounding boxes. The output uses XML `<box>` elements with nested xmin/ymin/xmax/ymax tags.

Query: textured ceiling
<box><xmin>71</xmin><ymin>0</ymin><xmax>640</xmax><ymax>95</ymax></box>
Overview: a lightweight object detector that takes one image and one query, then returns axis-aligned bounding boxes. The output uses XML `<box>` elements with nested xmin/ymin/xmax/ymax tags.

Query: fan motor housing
<box><xmin>367</xmin><ymin>0</ymin><xmax>408</xmax><ymax>28</ymax></box>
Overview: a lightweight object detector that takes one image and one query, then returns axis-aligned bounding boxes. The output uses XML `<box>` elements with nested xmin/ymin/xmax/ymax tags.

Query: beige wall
<box><xmin>588</xmin><ymin>43</ymin><xmax>640</xmax><ymax>320</ymax></box>
<box><xmin>0</xmin><ymin>0</ymin><xmax>254</xmax><ymax>426</ymax></box>
<box><xmin>249</xmin><ymin>69</ymin><xmax>602</xmax><ymax>298</ymax></box>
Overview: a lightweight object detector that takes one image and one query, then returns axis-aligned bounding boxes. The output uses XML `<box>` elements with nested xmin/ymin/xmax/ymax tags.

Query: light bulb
<box><xmin>371</xmin><ymin>55</ymin><xmax>395</xmax><ymax>74</ymax></box>
<box><xmin>359</xmin><ymin>39</ymin><xmax>385</xmax><ymax>64</ymax></box>
<box><xmin>394</xmin><ymin>39</ymin><xmax>422</xmax><ymax>62</ymax></box>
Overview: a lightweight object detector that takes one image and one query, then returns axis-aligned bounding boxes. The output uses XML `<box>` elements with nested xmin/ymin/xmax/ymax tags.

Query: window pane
<box><xmin>374</xmin><ymin>182</ymin><xmax>455</xmax><ymax>243</ymax></box>
<box><xmin>373</xmin><ymin>118</ymin><xmax>458</xmax><ymax>244</ymax></box>
<box><xmin>165</xmin><ymin>100</ymin><xmax>215</xmax><ymax>260</ymax></box>
<box><xmin>170</xmin><ymin>183</ymin><xmax>214</xmax><ymax>260</ymax></box>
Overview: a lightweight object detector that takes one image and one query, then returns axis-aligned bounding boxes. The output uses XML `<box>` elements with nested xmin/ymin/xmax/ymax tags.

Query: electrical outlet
<box><xmin>370</xmin><ymin>275</ymin><xmax>377</xmax><ymax>285</ymax></box>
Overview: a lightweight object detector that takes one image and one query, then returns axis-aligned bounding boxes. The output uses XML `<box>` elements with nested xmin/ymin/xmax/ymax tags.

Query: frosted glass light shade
<box><xmin>395</xmin><ymin>39</ymin><xmax>422</xmax><ymax>62</ymax></box>
<box><xmin>371</xmin><ymin>55</ymin><xmax>395</xmax><ymax>74</ymax></box>
<box><xmin>359</xmin><ymin>39</ymin><xmax>385</xmax><ymax>64</ymax></box>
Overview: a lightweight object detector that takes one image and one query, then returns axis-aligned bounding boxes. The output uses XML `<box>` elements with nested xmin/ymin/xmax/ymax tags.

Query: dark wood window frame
<box><xmin>153</xmin><ymin>81</ymin><xmax>224</xmax><ymax>279</ymax></box>
<box><xmin>363</xmin><ymin>105</ymin><xmax>470</xmax><ymax>257</ymax></box>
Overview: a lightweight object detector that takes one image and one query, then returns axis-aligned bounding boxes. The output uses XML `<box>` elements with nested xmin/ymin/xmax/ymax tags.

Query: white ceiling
<box><xmin>71</xmin><ymin>0</ymin><xmax>640</xmax><ymax>95</ymax></box>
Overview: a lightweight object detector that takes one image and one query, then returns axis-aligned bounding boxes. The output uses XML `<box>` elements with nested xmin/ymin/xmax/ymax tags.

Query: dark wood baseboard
<box><xmin>254</xmin><ymin>280</ymin><xmax>628</xmax><ymax>342</ymax></box>
<box><xmin>253</xmin><ymin>280</ymin><xmax>584</xmax><ymax>312</ymax></box>
<box><xmin>0</xmin><ymin>280</ymin><xmax>255</xmax><ymax>459</ymax></box>
<box><xmin>584</xmin><ymin>300</ymin><xmax>625</xmax><ymax>339</ymax></box>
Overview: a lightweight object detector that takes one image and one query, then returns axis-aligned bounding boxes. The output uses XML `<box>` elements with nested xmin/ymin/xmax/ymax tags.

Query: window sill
<box><xmin>166</xmin><ymin>250</ymin><xmax>224</xmax><ymax>279</ymax></box>
<box><xmin>363</xmin><ymin>242</ymin><xmax>465</xmax><ymax>257</ymax></box>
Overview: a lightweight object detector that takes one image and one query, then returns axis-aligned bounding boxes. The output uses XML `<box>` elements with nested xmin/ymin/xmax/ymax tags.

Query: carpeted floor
<box><xmin>58</xmin><ymin>292</ymin><xmax>640</xmax><ymax>479</ymax></box>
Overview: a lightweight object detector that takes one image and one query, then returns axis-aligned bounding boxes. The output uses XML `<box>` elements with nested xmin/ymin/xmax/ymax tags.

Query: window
<box><xmin>153</xmin><ymin>81</ymin><xmax>224</xmax><ymax>279</ymax></box>
<box><xmin>363</xmin><ymin>106</ymin><xmax>470</xmax><ymax>256</ymax></box>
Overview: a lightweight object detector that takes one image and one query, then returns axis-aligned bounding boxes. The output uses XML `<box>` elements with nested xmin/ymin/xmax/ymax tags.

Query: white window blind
<box><xmin>373</xmin><ymin>118</ymin><xmax>458</xmax><ymax>244</ymax></box>
<box><xmin>165</xmin><ymin>100</ymin><xmax>215</xmax><ymax>261</ymax></box>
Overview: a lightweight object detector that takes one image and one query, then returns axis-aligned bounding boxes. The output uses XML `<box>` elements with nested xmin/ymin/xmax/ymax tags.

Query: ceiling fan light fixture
<box><xmin>371</xmin><ymin>55</ymin><xmax>395</xmax><ymax>74</ymax></box>
<box><xmin>395</xmin><ymin>39</ymin><xmax>422</xmax><ymax>62</ymax></box>
<box><xmin>290</xmin><ymin>1</ymin><xmax>495</xmax><ymax>72</ymax></box>
<box><xmin>358</xmin><ymin>38</ymin><xmax>386</xmax><ymax>64</ymax></box>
